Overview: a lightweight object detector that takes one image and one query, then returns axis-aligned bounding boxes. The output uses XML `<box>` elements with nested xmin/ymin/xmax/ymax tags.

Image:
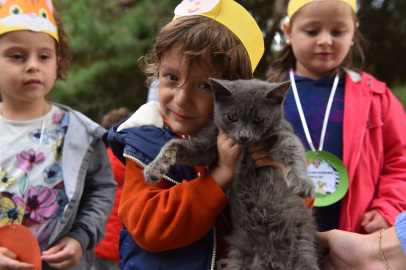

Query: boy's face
<box><xmin>0</xmin><ymin>31</ymin><xmax>57</xmax><ymax>106</ymax></box>
<box><xmin>159</xmin><ymin>46</ymin><xmax>215</xmax><ymax>135</ymax></box>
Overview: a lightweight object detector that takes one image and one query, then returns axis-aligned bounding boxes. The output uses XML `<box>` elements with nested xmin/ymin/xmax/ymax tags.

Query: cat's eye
<box><xmin>39</xmin><ymin>8</ymin><xmax>49</xmax><ymax>19</ymax></box>
<box><xmin>253</xmin><ymin>117</ymin><xmax>264</xmax><ymax>124</ymax></box>
<box><xmin>9</xmin><ymin>5</ymin><xmax>23</xmax><ymax>15</ymax></box>
<box><xmin>227</xmin><ymin>114</ymin><xmax>238</xmax><ymax>122</ymax></box>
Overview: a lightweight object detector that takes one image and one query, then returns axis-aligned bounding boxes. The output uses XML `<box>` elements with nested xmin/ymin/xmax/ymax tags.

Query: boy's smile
<box><xmin>159</xmin><ymin>45</ymin><xmax>215</xmax><ymax>135</ymax></box>
<box><xmin>0</xmin><ymin>30</ymin><xmax>57</xmax><ymax>107</ymax></box>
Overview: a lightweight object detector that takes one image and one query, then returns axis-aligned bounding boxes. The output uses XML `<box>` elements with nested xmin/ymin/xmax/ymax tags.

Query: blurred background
<box><xmin>50</xmin><ymin>0</ymin><xmax>406</xmax><ymax>122</ymax></box>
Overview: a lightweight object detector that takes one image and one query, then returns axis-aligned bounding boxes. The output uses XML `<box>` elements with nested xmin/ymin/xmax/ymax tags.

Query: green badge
<box><xmin>306</xmin><ymin>150</ymin><xmax>349</xmax><ymax>207</ymax></box>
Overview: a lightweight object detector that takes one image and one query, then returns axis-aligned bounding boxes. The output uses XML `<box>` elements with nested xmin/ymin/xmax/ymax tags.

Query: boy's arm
<box><xmin>119</xmin><ymin>159</ymin><xmax>229</xmax><ymax>252</ymax></box>
<box><xmin>66</xmin><ymin>138</ymin><xmax>117</xmax><ymax>252</ymax></box>
<box><xmin>370</xmin><ymin>88</ymin><xmax>406</xmax><ymax>227</ymax></box>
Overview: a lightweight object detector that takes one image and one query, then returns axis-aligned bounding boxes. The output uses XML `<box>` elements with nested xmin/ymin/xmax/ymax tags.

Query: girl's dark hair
<box><xmin>54</xmin><ymin>10</ymin><xmax>71</xmax><ymax>81</ymax></box>
<box><xmin>266</xmin><ymin>0</ymin><xmax>367</xmax><ymax>83</ymax></box>
<box><xmin>139</xmin><ymin>16</ymin><xmax>253</xmax><ymax>86</ymax></box>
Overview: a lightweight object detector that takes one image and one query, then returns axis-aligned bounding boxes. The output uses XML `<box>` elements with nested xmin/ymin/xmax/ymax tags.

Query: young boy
<box><xmin>109</xmin><ymin>0</ymin><xmax>312</xmax><ymax>269</ymax></box>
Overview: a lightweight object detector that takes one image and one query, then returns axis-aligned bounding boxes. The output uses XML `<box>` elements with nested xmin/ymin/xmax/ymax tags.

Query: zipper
<box><xmin>123</xmin><ymin>152</ymin><xmax>218</xmax><ymax>269</ymax></box>
<box><xmin>123</xmin><ymin>153</ymin><xmax>178</xmax><ymax>185</ymax></box>
<box><xmin>210</xmin><ymin>226</ymin><xmax>217</xmax><ymax>270</ymax></box>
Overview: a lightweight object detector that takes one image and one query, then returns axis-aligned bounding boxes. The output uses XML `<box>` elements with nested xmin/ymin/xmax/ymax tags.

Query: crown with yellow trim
<box><xmin>173</xmin><ymin>0</ymin><xmax>264</xmax><ymax>72</ymax></box>
<box><xmin>0</xmin><ymin>0</ymin><xmax>58</xmax><ymax>42</ymax></box>
<box><xmin>288</xmin><ymin>0</ymin><xmax>356</xmax><ymax>18</ymax></box>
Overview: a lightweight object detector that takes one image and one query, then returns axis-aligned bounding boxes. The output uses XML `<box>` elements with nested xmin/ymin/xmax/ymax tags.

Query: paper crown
<box><xmin>288</xmin><ymin>0</ymin><xmax>356</xmax><ymax>18</ymax></box>
<box><xmin>173</xmin><ymin>0</ymin><xmax>264</xmax><ymax>72</ymax></box>
<box><xmin>0</xmin><ymin>0</ymin><xmax>58</xmax><ymax>42</ymax></box>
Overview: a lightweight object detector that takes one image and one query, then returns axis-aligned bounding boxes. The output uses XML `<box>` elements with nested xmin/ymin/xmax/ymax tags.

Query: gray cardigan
<box><xmin>42</xmin><ymin>103</ymin><xmax>117</xmax><ymax>270</ymax></box>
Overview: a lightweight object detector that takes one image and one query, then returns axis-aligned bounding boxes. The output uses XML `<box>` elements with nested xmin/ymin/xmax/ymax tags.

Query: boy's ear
<box><xmin>265</xmin><ymin>81</ymin><xmax>291</xmax><ymax>104</ymax></box>
<box><xmin>283</xmin><ymin>21</ymin><xmax>292</xmax><ymax>43</ymax></box>
<box><xmin>209</xmin><ymin>78</ymin><xmax>233</xmax><ymax>100</ymax></box>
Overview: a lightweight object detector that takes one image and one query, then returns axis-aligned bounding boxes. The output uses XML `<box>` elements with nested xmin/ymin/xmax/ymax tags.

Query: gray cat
<box><xmin>144</xmin><ymin>78</ymin><xmax>320</xmax><ymax>270</ymax></box>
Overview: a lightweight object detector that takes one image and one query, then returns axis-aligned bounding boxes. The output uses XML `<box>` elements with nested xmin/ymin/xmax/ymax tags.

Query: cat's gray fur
<box><xmin>144</xmin><ymin>78</ymin><xmax>320</xmax><ymax>270</ymax></box>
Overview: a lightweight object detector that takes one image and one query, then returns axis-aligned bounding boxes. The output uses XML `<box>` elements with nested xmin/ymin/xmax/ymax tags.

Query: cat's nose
<box><xmin>239</xmin><ymin>136</ymin><xmax>248</xmax><ymax>143</ymax></box>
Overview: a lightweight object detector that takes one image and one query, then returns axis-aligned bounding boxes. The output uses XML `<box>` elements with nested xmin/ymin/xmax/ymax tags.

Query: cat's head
<box><xmin>209</xmin><ymin>78</ymin><xmax>291</xmax><ymax>146</ymax></box>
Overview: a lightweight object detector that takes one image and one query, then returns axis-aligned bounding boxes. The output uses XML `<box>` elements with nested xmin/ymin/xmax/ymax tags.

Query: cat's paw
<box><xmin>288</xmin><ymin>176</ymin><xmax>315</xmax><ymax>199</ymax></box>
<box><xmin>143</xmin><ymin>149</ymin><xmax>177</xmax><ymax>184</ymax></box>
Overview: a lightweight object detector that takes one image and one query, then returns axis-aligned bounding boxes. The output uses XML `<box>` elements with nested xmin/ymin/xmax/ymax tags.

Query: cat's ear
<box><xmin>46</xmin><ymin>0</ymin><xmax>54</xmax><ymax>12</ymax></box>
<box><xmin>209</xmin><ymin>78</ymin><xmax>233</xmax><ymax>100</ymax></box>
<box><xmin>265</xmin><ymin>81</ymin><xmax>291</xmax><ymax>104</ymax></box>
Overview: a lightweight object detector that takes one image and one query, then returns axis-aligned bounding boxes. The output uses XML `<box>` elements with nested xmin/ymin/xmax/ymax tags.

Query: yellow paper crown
<box><xmin>288</xmin><ymin>0</ymin><xmax>356</xmax><ymax>18</ymax></box>
<box><xmin>173</xmin><ymin>0</ymin><xmax>264</xmax><ymax>72</ymax></box>
<box><xmin>0</xmin><ymin>0</ymin><xmax>58</xmax><ymax>42</ymax></box>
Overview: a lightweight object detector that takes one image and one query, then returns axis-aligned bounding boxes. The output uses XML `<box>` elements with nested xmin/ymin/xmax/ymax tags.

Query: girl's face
<box><xmin>284</xmin><ymin>1</ymin><xmax>357</xmax><ymax>79</ymax></box>
<box><xmin>0</xmin><ymin>31</ymin><xmax>57</xmax><ymax>106</ymax></box>
<box><xmin>159</xmin><ymin>45</ymin><xmax>215</xmax><ymax>135</ymax></box>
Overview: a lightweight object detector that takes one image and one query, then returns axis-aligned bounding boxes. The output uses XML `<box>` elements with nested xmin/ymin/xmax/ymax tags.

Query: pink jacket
<box><xmin>341</xmin><ymin>71</ymin><xmax>406</xmax><ymax>233</ymax></box>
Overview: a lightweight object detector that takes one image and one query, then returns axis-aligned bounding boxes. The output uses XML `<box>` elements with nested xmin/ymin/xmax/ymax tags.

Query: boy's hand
<box><xmin>248</xmin><ymin>145</ymin><xmax>284</xmax><ymax>170</ymax></box>
<box><xmin>361</xmin><ymin>209</ymin><xmax>390</xmax><ymax>233</ymax></box>
<box><xmin>0</xmin><ymin>247</ymin><xmax>35</xmax><ymax>270</ymax></box>
<box><xmin>41</xmin><ymin>237</ymin><xmax>83</xmax><ymax>269</ymax></box>
<box><xmin>209</xmin><ymin>130</ymin><xmax>242</xmax><ymax>191</ymax></box>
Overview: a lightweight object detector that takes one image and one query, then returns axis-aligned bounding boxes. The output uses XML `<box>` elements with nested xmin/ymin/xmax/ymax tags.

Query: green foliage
<box><xmin>50</xmin><ymin>0</ymin><xmax>176</xmax><ymax>122</ymax></box>
<box><xmin>48</xmin><ymin>0</ymin><xmax>406</xmax><ymax>122</ymax></box>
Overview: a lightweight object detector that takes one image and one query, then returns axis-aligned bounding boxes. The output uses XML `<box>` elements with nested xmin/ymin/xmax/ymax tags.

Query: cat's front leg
<box><xmin>144</xmin><ymin>139</ymin><xmax>182</xmax><ymax>184</ymax></box>
<box><xmin>144</xmin><ymin>130</ymin><xmax>218</xmax><ymax>184</ymax></box>
<box><xmin>275</xmin><ymin>133</ymin><xmax>315</xmax><ymax>199</ymax></box>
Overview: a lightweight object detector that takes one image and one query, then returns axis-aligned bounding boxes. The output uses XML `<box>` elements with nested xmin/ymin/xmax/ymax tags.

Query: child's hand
<box><xmin>0</xmin><ymin>247</ymin><xmax>35</xmax><ymax>270</ymax></box>
<box><xmin>209</xmin><ymin>130</ymin><xmax>242</xmax><ymax>191</ymax></box>
<box><xmin>41</xmin><ymin>237</ymin><xmax>83</xmax><ymax>269</ymax></box>
<box><xmin>361</xmin><ymin>209</ymin><xmax>390</xmax><ymax>233</ymax></box>
<box><xmin>248</xmin><ymin>145</ymin><xmax>284</xmax><ymax>170</ymax></box>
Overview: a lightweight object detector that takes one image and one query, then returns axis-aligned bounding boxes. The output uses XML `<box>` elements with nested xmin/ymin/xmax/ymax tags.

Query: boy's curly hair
<box><xmin>54</xmin><ymin>10</ymin><xmax>71</xmax><ymax>81</ymax></box>
<box><xmin>139</xmin><ymin>16</ymin><xmax>253</xmax><ymax>87</ymax></box>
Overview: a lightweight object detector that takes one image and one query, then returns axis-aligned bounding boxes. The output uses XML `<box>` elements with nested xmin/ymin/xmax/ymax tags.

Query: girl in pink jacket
<box><xmin>267</xmin><ymin>0</ymin><xmax>406</xmax><ymax>236</ymax></box>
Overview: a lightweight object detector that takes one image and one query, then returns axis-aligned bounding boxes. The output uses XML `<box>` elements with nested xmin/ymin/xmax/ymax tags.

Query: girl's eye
<box><xmin>306</xmin><ymin>30</ymin><xmax>317</xmax><ymax>36</ymax></box>
<box><xmin>253</xmin><ymin>117</ymin><xmax>264</xmax><ymax>124</ymax></box>
<box><xmin>39</xmin><ymin>55</ymin><xmax>50</xmax><ymax>60</ymax></box>
<box><xmin>9</xmin><ymin>5</ymin><xmax>23</xmax><ymax>15</ymax></box>
<box><xmin>227</xmin><ymin>114</ymin><xmax>238</xmax><ymax>122</ymax></box>
<box><xmin>10</xmin><ymin>54</ymin><xmax>23</xmax><ymax>60</ymax></box>
<box><xmin>165</xmin><ymin>74</ymin><xmax>178</xmax><ymax>82</ymax></box>
<box><xmin>39</xmin><ymin>8</ymin><xmax>49</xmax><ymax>19</ymax></box>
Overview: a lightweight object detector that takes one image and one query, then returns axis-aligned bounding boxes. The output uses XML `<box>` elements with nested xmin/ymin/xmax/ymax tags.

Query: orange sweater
<box><xmin>118</xmin><ymin>159</ymin><xmax>314</xmax><ymax>253</ymax></box>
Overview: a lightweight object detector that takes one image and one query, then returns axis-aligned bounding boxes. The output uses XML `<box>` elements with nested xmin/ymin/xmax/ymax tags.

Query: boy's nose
<box><xmin>174</xmin><ymin>87</ymin><xmax>192</xmax><ymax>107</ymax></box>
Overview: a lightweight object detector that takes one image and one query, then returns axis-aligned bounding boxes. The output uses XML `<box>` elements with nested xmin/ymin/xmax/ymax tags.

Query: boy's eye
<box><xmin>199</xmin><ymin>83</ymin><xmax>211</xmax><ymax>90</ymax></box>
<box><xmin>227</xmin><ymin>114</ymin><xmax>238</xmax><ymax>122</ymax></box>
<box><xmin>9</xmin><ymin>5</ymin><xmax>23</xmax><ymax>15</ymax></box>
<box><xmin>253</xmin><ymin>117</ymin><xmax>264</xmax><ymax>124</ymax></box>
<box><xmin>165</xmin><ymin>74</ymin><xmax>178</xmax><ymax>82</ymax></box>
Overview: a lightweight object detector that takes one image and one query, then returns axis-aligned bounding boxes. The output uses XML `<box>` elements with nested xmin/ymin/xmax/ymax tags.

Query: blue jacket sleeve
<box><xmin>395</xmin><ymin>211</ymin><xmax>406</xmax><ymax>255</ymax></box>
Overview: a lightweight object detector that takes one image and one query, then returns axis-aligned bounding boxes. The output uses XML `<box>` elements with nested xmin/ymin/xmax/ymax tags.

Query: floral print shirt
<box><xmin>0</xmin><ymin>105</ymin><xmax>69</xmax><ymax>251</ymax></box>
